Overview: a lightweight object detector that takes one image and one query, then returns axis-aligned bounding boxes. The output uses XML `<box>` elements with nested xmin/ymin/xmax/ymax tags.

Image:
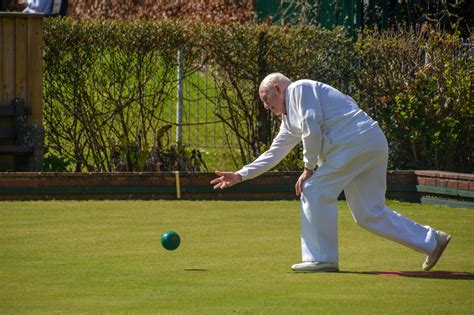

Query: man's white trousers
<box><xmin>300</xmin><ymin>134</ymin><xmax>437</xmax><ymax>263</ymax></box>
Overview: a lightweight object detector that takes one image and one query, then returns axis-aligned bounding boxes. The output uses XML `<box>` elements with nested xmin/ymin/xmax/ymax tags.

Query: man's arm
<box><xmin>236</xmin><ymin>125</ymin><xmax>300</xmax><ymax>181</ymax></box>
<box><xmin>210</xmin><ymin>124</ymin><xmax>300</xmax><ymax>190</ymax></box>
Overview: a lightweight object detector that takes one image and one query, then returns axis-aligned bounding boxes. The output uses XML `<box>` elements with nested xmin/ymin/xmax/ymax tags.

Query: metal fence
<box><xmin>167</xmin><ymin>55</ymin><xmax>235</xmax><ymax>149</ymax></box>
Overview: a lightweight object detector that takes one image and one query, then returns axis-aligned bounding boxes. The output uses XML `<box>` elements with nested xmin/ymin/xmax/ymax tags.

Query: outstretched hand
<box><xmin>210</xmin><ymin>171</ymin><xmax>242</xmax><ymax>190</ymax></box>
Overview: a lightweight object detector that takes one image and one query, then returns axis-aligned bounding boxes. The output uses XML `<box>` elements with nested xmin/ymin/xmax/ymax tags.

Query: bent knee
<box><xmin>352</xmin><ymin>205</ymin><xmax>387</xmax><ymax>227</ymax></box>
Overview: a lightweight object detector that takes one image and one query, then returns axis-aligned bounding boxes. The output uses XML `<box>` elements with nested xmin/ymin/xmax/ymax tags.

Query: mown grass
<box><xmin>1</xmin><ymin>200</ymin><xmax>473</xmax><ymax>314</ymax></box>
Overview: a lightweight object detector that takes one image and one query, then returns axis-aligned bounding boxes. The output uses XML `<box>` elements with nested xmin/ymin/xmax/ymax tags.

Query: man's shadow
<box><xmin>340</xmin><ymin>271</ymin><xmax>474</xmax><ymax>280</ymax></box>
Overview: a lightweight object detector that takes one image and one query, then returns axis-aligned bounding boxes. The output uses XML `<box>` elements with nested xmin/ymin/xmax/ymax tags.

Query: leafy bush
<box><xmin>44</xmin><ymin>18</ymin><xmax>205</xmax><ymax>172</ymax></box>
<box><xmin>67</xmin><ymin>0</ymin><xmax>255</xmax><ymax>23</ymax></box>
<box><xmin>43</xmin><ymin>152</ymin><xmax>74</xmax><ymax>172</ymax></box>
<box><xmin>354</xmin><ymin>26</ymin><xmax>473</xmax><ymax>172</ymax></box>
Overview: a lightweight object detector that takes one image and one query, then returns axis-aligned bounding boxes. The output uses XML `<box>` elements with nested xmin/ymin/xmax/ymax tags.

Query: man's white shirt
<box><xmin>237</xmin><ymin>80</ymin><xmax>382</xmax><ymax>181</ymax></box>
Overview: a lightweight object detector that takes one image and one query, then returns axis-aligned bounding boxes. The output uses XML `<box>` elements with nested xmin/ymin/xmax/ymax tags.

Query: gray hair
<box><xmin>260</xmin><ymin>72</ymin><xmax>292</xmax><ymax>91</ymax></box>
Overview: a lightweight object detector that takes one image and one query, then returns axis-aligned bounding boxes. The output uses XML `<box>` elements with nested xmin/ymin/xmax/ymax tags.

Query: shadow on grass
<box><xmin>341</xmin><ymin>271</ymin><xmax>474</xmax><ymax>280</ymax></box>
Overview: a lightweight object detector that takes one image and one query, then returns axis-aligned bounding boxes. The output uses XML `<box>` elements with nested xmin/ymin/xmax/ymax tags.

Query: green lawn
<box><xmin>1</xmin><ymin>200</ymin><xmax>473</xmax><ymax>314</ymax></box>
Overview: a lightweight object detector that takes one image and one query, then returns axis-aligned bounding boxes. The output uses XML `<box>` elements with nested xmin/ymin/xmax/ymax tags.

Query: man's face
<box><xmin>259</xmin><ymin>84</ymin><xmax>286</xmax><ymax>115</ymax></box>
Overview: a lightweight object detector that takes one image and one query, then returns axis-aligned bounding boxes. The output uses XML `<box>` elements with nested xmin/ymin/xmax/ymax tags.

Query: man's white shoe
<box><xmin>422</xmin><ymin>230</ymin><xmax>451</xmax><ymax>271</ymax></box>
<box><xmin>291</xmin><ymin>261</ymin><xmax>339</xmax><ymax>272</ymax></box>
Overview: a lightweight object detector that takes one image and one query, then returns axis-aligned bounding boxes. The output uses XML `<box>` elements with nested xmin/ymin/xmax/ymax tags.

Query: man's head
<box><xmin>259</xmin><ymin>73</ymin><xmax>292</xmax><ymax>115</ymax></box>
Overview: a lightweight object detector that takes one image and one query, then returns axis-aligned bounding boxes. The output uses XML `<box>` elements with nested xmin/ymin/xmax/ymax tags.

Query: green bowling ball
<box><xmin>161</xmin><ymin>230</ymin><xmax>181</xmax><ymax>250</ymax></box>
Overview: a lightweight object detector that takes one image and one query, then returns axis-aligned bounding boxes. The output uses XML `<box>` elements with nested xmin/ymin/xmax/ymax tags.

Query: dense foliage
<box><xmin>354</xmin><ymin>26</ymin><xmax>473</xmax><ymax>171</ymax></box>
<box><xmin>67</xmin><ymin>0</ymin><xmax>255</xmax><ymax>23</ymax></box>
<box><xmin>44</xmin><ymin>19</ymin><xmax>206</xmax><ymax>172</ymax></box>
<box><xmin>43</xmin><ymin>19</ymin><xmax>473</xmax><ymax>172</ymax></box>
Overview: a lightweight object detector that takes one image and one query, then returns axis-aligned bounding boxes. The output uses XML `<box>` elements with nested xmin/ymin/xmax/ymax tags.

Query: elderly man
<box><xmin>210</xmin><ymin>73</ymin><xmax>451</xmax><ymax>272</ymax></box>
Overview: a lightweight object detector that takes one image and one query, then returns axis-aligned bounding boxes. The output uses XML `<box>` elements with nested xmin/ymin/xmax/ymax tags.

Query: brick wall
<box><xmin>415</xmin><ymin>171</ymin><xmax>473</xmax><ymax>191</ymax></box>
<box><xmin>0</xmin><ymin>171</ymin><xmax>472</xmax><ymax>207</ymax></box>
<box><xmin>414</xmin><ymin>171</ymin><xmax>474</xmax><ymax>208</ymax></box>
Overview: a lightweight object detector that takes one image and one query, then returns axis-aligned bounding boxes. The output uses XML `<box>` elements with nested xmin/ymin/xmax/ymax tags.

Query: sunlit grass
<box><xmin>1</xmin><ymin>200</ymin><xmax>472</xmax><ymax>313</ymax></box>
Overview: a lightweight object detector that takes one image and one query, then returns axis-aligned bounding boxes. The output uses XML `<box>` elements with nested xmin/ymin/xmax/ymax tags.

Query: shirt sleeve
<box><xmin>237</xmin><ymin>122</ymin><xmax>300</xmax><ymax>181</ymax></box>
<box><xmin>294</xmin><ymin>84</ymin><xmax>323</xmax><ymax>170</ymax></box>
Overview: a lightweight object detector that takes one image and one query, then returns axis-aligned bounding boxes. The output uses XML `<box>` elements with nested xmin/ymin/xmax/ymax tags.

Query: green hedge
<box><xmin>354</xmin><ymin>27</ymin><xmax>473</xmax><ymax>171</ymax></box>
<box><xmin>43</xmin><ymin>19</ymin><xmax>473</xmax><ymax>172</ymax></box>
<box><xmin>44</xmin><ymin>19</ymin><xmax>202</xmax><ymax>172</ymax></box>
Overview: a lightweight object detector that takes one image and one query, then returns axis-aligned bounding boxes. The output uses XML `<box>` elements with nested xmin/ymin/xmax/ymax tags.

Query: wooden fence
<box><xmin>0</xmin><ymin>12</ymin><xmax>44</xmax><ymax>171</ymax></box>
